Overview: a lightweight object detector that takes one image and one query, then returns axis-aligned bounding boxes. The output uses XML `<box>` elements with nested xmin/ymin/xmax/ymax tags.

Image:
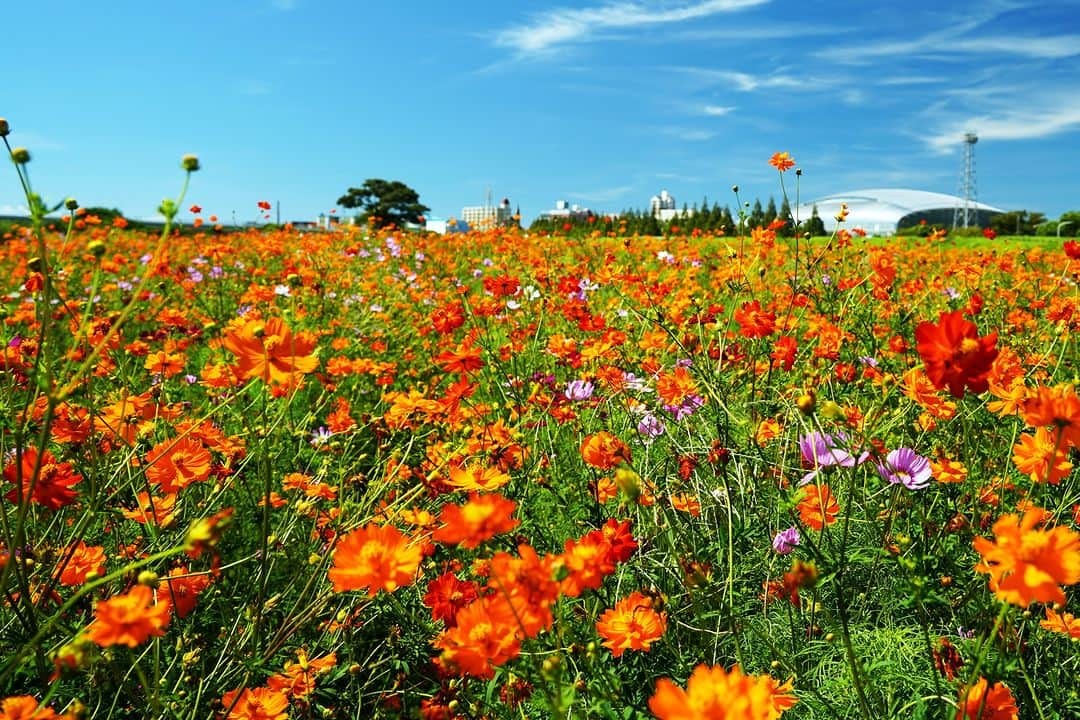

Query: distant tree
<box><xmin>778</xmin><ymin>197</ymin><xmax>793</xmax><ymax>237</ymax></box>
<box><xmin>748</xmin><ymin>199</ymin><xmax>765</xmax><ymax>229</ymax></box>
<box><xmin>337</xmin><ymin>179</ymin><xmax>429</xmax><ymax>228</ymax></box>
<box><xmin>990</xmin><ymin>210</ymin><xmax>1046</xmax><ymax>236</ymax></box>
<box><xmin>764</xmin><ymin>197</ymin><xmax>778</xmax><ymax>226</ymax></box>
<box><xmin>720</xmin><ymin>206</ymin><xmax>735</xmax><ymax>234</ymax></box>
<box><xmin>1059</xmin><ymin>211</ymin><xmax>1080</xmax><ymax>237</ymax></box>
<box><xmin>802</xmin><ymin>205</ymin><xmax>827</xmax><ymax>237</ymax></box>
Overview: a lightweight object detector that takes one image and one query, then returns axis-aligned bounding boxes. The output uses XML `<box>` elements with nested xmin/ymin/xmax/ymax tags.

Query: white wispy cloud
<box><xmin>878</xmin><ymin>75</ymin><xmax>947</xmax><ymax>86</ymax></box>
<box><xmin>924</xmin><ymin>96</ymin><xmax>1080</xmax><ymax>152</ymax></box>
<box><xmin>494</xmin><ymin>0</ymin><xmax>769</xmax><ymax>55</ymax></box>
<box><xmin>818</xmin><ymin>33</ymin><xmax>1080</xmax><ymax>64</ymax></box>
<box><xmin>702</xmin><ymin>104</ymin><xmax>736</xmax><ymax>116</ymax></box>
<box><xmin>669</xmin><ymin>66</ymin><xmax>829</xmax><ymax>92</ymax></box>
<box><xmin>0</xmin><ymin>204</ymin><xmax>28</xmax><ymax>216</ymax></box>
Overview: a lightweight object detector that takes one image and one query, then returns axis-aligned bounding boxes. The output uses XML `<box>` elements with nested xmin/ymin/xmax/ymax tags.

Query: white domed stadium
<box><xmin>796</xmin><ymin>189</ymin><xmax>1004</xmax><ymax>236</ymax></box>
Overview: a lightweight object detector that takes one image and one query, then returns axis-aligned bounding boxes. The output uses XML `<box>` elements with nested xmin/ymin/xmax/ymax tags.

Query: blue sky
<box><xmin>3</xmin><ymin>0</ymin><xmax>1079</xmax><ymax>224</ymax></box>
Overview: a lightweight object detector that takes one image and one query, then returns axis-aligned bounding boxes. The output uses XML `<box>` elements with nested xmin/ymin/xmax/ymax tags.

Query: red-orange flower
<box><xmin>955</xmin><ymin>677</ymin><xmax>1019</xmax><ymax>720</ymax></box>
<box><xmin>223</xmin><ymin>316</ymin><xmax>318</xmax><ymax>386</ymax></box>
<box><xmin>768</xmin><ymin>152</ymin><xmax>796</xmax><ymax>172</ymax></box>
<box><xmin>267</xmin><ymin>650</ymin><xmax>337</xmax><ymax>699</ymax></box>
<box><xmin>1020</xmin><ymin>384</ymin><xmax>1080</xmax><ymax>449</ymax></box>
<box><xmin>328</xmin><ymin>523</ymin><xmax>423</xmax><ymax>596</ymax></box>
<box><xmin>144</xmin><ymin>437</ymin><xmax>212</xmax><ymax>492</ymax></box>
<box><xmin>84</xmin><ymin>585</ymin><xmax>171</xmax><ymax>647</ymax></box>
<box><xmin>596</xmin><ymin>591</ymin><xmax>667</xmax><ymax>657</ymax></box>
<box><xmin>433</xmin><ymin>596</ymin><xmax>521</xmax><ymax>678</ymax></box>
<box><xmin>3</xmin><ymin>448</ymin><xmax>81</xmax><ymax>510</ymax></box>
<box><xmin>973</xmin><ymin>507</ymin><xmax>1080</xmax><ymax>606</ymax></box>
<box><xmin>54</xmin><ymin>542</ymin><xmax>106</xmax><ymax>587</ymax></box>
<box><xmin>734</xmin><ymin>300</ymin><xmax>776</xmax><ymax>339</ymax></box>
<box><xmin>0</xmin><ymin>696</ymin><xmax>66</xmax><ymax>719</ymax></box>
<box><xmin>580</xmin><ymin>431</ymin><xmax>631</xmax><ymax>470</ymax></box>
<box><xmin>914</xmin><ymin>310</ymin><xmax>998</xmax><ymax>398</ymax></box>
<box><xmin>432</xmin><ymin>493</ymin><xmax>519</xmax><ymax>549</ymax></box>
<box><xmin>220</xmin><ymin>687</ymin><xmax>289</xmax><ymax>720</ymax></box>
<box><xmin>649</xmin><ymin>663</ymin><xmax>797</xmax><ymax>719</ymax></box>
<box><xmin>158</xmin><ymin>566</ymin><xmax>212</xmax><ymax>619</ymax></box>
<box><xmin>1011</xmin><ymin>428</ymin><xmax>1072</xmax><ymax>484</ymax></box>
<box><xmin>1040</xmin><ymin>607</ymin><xmax>1080</xmax><ymax>638</ymax></box>
<box><xmin>797</xmin><ymin>483</ymin><xmax>839</xmax><ymax>531</ymax></box>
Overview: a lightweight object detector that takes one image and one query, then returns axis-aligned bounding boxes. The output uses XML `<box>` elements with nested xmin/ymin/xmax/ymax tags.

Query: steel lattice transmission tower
<box><xmin>952</xmin><ymin>132</ymin><xmax>978</xmax><ymax>229</ymax></box>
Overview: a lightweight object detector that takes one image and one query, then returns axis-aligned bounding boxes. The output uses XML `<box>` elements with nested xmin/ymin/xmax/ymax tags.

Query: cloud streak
<box><xmin>495</xmin><ymin>0</ymin><xmax>769</xmax><ymax>55</ymax></box>
<box><xmin>924</xmin><ymin>97</ymin><xmax>1080</xmax><ymax>152</ymax></box>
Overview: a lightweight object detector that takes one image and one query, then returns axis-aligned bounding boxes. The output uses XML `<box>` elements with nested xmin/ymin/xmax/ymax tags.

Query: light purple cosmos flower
<box><xmin>798</xmin><ymin>431</ymin><xmax>868</xmax><ymax>485</ymax></box>
<box><xmin>876</xmin><ymin>448</ymin><xmax>932</xmax><ymax>490</ymax></box>
<box><xmin>664</xmin><ymin>395</ymin><xmax>705</xmax><ymax>421</ymax></box>
<box><xmin>773</xmin><ymin>527</ymin><xmax>801</xmax><ymax>554</ymax></box>
<box><xmin>637</xmin><ymin>413</ymin><xmax>666</xmax><ymax>441</ymax></box>
<box><xmin>564</xmin><ymin>379</ymin><xmax>595</xmax><ymax>402</ymax></box>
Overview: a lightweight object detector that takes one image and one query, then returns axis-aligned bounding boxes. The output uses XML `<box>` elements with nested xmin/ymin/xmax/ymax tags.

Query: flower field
<box><xmin>2</xmin><ymin>154</ymin><xmax>1080</xmax><ymax>719</ymax></box>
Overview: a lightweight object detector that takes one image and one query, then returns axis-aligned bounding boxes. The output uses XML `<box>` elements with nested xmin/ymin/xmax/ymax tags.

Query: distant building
<box><xmin>649</xmin><ymin>190</ymin><xmax>694</xmax><ymax>222</ymax></box>
<box><xmin>425</xmin><ymin>217</ymin><xmax>449</xmax><ymax>234</ymax></box>
<box><xmin>538</xmin><ymin>199</ymin><xmax>593</xmax><ymax>222</ymax></box>
<box><xmin>461</xmin><ymin>197</ymin><xmax>514</xmax><ymax>228</ymax></box>
<box><xmin>796</xmin><ymin>188</ymin><xmax>1005</xmax><ymax>236</ymax></box>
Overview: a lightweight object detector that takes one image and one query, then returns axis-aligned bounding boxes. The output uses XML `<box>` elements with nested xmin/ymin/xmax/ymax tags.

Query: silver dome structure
<box><xmin>796</xmin><ymin>189</ymin><xmax>1004</xmax><ymax>236</ymax></box>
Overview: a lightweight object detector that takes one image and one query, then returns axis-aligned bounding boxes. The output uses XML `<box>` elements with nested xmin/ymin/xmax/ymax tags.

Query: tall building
<box><xmin>538</xmin><ymin>199</ymin><xmax>593</xmax><ymax>222</ymax></box>
<box><xmin>649</xmin><ymin>190</ymin><xmax>693</xmax><ymax>222</ymax></box>
<box><xmin>462</xmin><ymin>197</ymin><xmax>514</xmax><ymax>228</ymax></box>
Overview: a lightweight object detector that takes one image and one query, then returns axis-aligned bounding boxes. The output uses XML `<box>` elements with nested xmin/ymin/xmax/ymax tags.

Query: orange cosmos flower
<box><xmin>914</xmin><ymin>310</ymin><xmax>998</xmax><ymax>398</ymax></box>
<box><xmin>734</xmin><ymin>300</ymin><xmax>776</xmax><ymax>339</ymax></box>
<box><xmin>144</xmin><ymin>437</ymin><xmax>212</xmax><ymax>492</ymax></box>
<box><xmin>798</xmin><ymin>483</ymin><xmax>839</xmax><ymax>531</ymax></box>
<box><xmin>954</xmin><ymin>678</ymin><xmax>1018</xmax><ymax>720</ymax></box>
<box><xmin>1020</xmin><ymin>383</ymin><xmax>1080</xmax><ymax>449</ymax></box>
<box><xmin>558</xmin><ymin>531</ymin><xmax>616</xmax><ymax>597</ymax></box>
<box><xmin>158</xmin><ymin>566</ymin><xmax>212</xmax><ymax>619</ymax></box>
<box><xmin>220</xmin><ymin>687</ymin><xmax>289</xmax><ymax>720</ymax></box>
<box><xmin>222</xmin><ymin>316</ymin><xmax>318</xmax><ymax>386</ymax></box>
<box><xmin>433</xmin><ymin>596</ymin><xmax>521</xmax><ymax>678</ymax></box>
<box><xmin>973</xmin><ymin>507</ymin><xmax>1080</xmax><ymax>606</ymax></box>
<box><xmin>485</xmin><ymin>545</ymin><xmax>560</xmax><ymax>638</ymax></box>
<box><xmin>121</xmin><ymin>491</ymin><xmax>178</xmax><ymax>528</ymax></box>
<box><xmin>446</xmin><ymin>463</ymin><xmax>511</xmax><ymax>491</ymax></box>
<box><xmin>1011</xmin><ymin>428</ymin><xmax>1072</xmax><ymax>484</ymax></box>
<box><xmin>84</xmin><ymin>585</ymin><xmax>171</xmax><ymax>648</ymax></box>
<box><xmin>1041</xmin><ymin>607</ymin><xmax>1080</xmax><ymax>638</ymax></box>
<box><xmin>432</xmin><ymin>493</ymin><xmax>519</xmax><ymax>549</ymax></box>
<box><xmin>580</xmin><ymin>431</ymin><xmax>631</xmax><ymax>470</ymax></box>
<box><xmin>143</xmin><ymin>350</ymin><xmax>185</xmax><ymax>378</ymax></box>
<box><xmin>768</xmin><ymin>151</ymin><xmax>796</xmax><ymax>172</ymax></box>
<box><xmin>649</xmin><ymin>663</ymin><xmax>797</xmax><ymax>720</ymax></box>
<box><xmin>595</xmin><ymin>591</ymin><xmax>667</xmax><ymax>657</ymax></box>
<box><xmin>267</xmin><ymin>650</ymin><xmax>338</xmax><ymax>699</ymax></box>
<box><xmin>328</xmin><ymin>523</ymin><xmax>423</xmax><ymax>596</ymax></box>
<box><xmin>0</xmin><ymin>696</ymin><xmax>67</xmax><ymax>719</ymax></box>
<box><xmin>3</xmin><ymin>448</ymin><xmax>81</xmax><ymax>510</ymax></box>
<box><xmin>656</xmin><ymin>366</ymin><xmax>700</xmax><ymax>407</ymax></box>
<box><xmin>55</xmin><ymin>541</ymin><xmax>106</xmax><ymax>587</ymax></box>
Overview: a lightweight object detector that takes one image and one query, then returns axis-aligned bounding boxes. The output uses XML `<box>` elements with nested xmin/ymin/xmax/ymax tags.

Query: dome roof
<box><xmin>796</xmin><ymin>188</ymin><xmax>1004</xmax><ymax>235</ymax></box>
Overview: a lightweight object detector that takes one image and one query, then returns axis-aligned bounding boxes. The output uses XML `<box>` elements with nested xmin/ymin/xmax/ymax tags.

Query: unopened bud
<box><xmin>10</xmin><ymin>147</ymin><xmax>30</xmax><ymax>164</ymax></box>
<box><xmin>181</xmin><ymin>154</ymin><xmax>201</xmax><ymax>172</ymax></box>
<box><xmin>87</xmin><ymin>239</ymin><xmax>106</xmax><ymax>258</ymax></box>
<box><xmin>137</xmin><ymin>570</ymin><xmax>160</xmax><ymax>587</ymax></box>
<box><xmin>0</xmin><ymin>118</ymin><xmax>9</xmax><ymax>136</ymax></box>
<box><xmin>65</xmin><ymin>197</ymin><xmax>79</xmax><ymax>211</ymax></box>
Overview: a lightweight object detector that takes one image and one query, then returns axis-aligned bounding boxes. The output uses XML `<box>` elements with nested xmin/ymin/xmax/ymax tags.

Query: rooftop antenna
<box><xmin>952</xmin><ymin>132</ymin><xmax>978</xmax><ymax>229</ymax></box>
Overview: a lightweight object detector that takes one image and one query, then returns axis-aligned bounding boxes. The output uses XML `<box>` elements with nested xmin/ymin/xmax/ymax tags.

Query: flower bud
<box><xmin>87</xmin><ymin>239</ymin><xmax>106</xmax><ymax>258</ymax></box>
<box><xmin>10</xmin><ymin>147</ymin><xmax>30</xmax><ymax>164</ymax></box>
<box><xmin>65</xmin><ymin>198</ymin><xmax>79</xmax><ymax>211</ymax></box>
<box><xmin>731</xmin><ymin>185</ymin><xmax>739</xmax><ymax>193</ymax></box>
<box><xmin>159</xmin><ymin>199</ymin><xmax>178</xmax><ymax>219</ymax></box>
<box><xmin>0</xmin><ymin>118</ymin><xmax>9</xmax><ymax>136</ymax></box>
<box><xmin>181</xmin><ymin>154</ymin><xmax>201</xmax><ymax>172</ymax></box>
<box><xmin>137</xmin><ymin>570</ymin><xmax>160</xmax><ymax>587</ymax></box>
